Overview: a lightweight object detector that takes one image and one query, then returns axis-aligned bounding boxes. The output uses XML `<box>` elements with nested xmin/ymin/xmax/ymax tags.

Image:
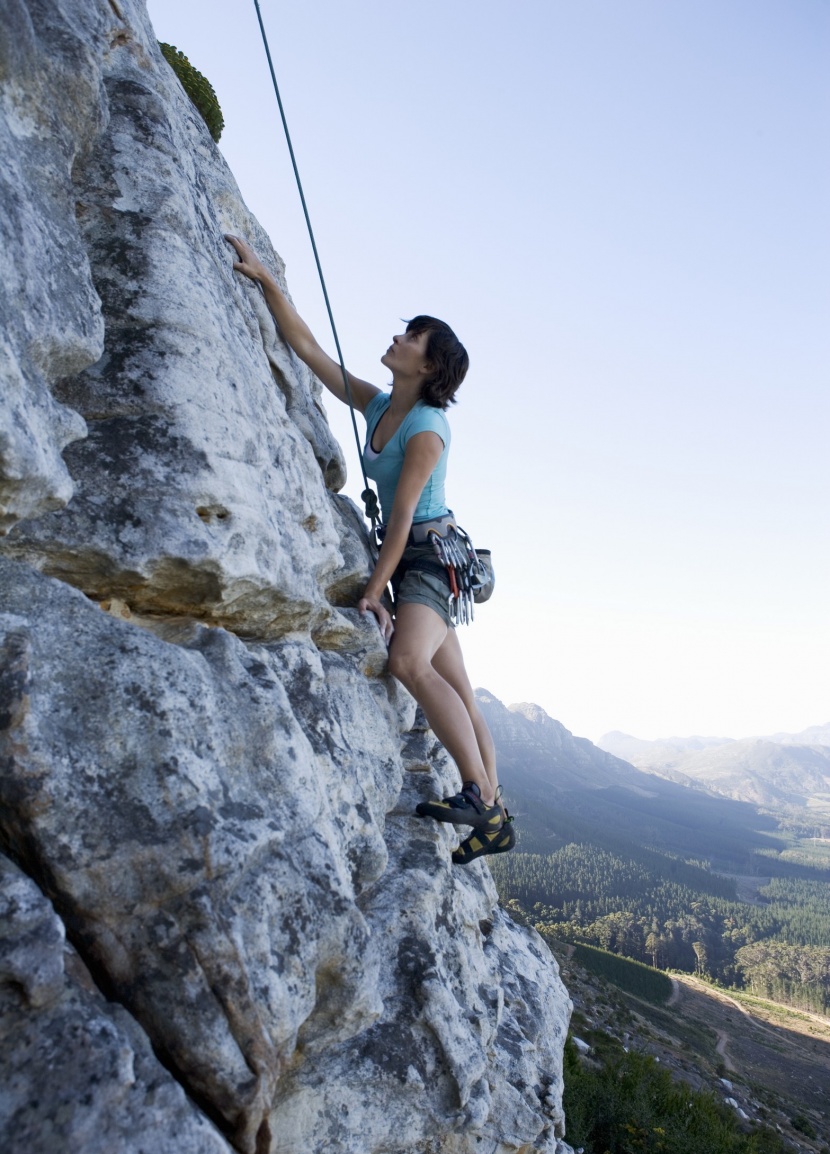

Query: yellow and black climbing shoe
<box><xmin>415</xmin><ymin>781</ymin><xmax>503</xmax><ymax>830</ymax></box>
<box><xmin>452</xmin><ymin>812</ymin><xmax>516</xmax><ymax>866</ymax></box>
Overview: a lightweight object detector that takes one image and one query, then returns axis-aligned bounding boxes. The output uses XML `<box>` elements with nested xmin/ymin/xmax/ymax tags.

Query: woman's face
<box><xmin>381</xmin><ymin>329</ymin><xmax>431</xmax><ymax>378</ymax></box>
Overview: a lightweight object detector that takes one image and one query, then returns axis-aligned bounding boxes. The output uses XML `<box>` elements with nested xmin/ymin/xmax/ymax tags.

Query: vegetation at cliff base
<box><xmin>159</xmin><ymin>43</ymin><xmax>224</xmax><ymax>141</ymax></box>
<box><xmin>563</xmin><ymin>1039</ymin><xmax>790</xmax><ymax>1154</ymax></box>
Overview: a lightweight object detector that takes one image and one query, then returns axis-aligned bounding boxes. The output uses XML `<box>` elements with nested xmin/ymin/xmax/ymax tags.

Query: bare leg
<box><xmin>430</xmin><ymin>626</ymin><xmax>499</xmax><ymax>803</ymax></box>
<box><xmin>387</xmin><ymin>603</ymin><xmax>494</xmax><ymax>804</ymax></box>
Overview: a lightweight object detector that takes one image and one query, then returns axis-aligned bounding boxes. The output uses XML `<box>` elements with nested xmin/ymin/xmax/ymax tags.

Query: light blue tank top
<box><xmin>363</xmin><ymin>393</ymin><xmax>451</xmax><ymax>524</ymax></box>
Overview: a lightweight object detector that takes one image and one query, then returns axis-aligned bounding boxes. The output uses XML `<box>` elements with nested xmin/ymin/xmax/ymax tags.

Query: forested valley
<box><xmin>491</xmin><ymin>844</ymin><xmax>830</xmax><ymax>1015</ymax></box>
<box><xmin>477</xmin><ymin>693</ymin><xmax>830</xmax><ymax>1017</ymax></box>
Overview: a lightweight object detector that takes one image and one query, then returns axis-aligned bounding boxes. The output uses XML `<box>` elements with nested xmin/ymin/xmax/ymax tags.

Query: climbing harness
<box><xmin>380</xmin><ymin>513</ymin><xmax>495</xmax><ymax>627</ymax></box>
<box><xmin>251</xmin><ymin>0</ymin><xmax>379</xmax><ymax>531</ymax></box>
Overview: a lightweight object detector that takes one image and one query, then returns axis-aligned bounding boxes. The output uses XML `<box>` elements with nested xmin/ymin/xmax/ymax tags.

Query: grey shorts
<box><xmin>394</xmin><ymin>545</ymin><xmax>453</xmax><ymax>628</ymax></box>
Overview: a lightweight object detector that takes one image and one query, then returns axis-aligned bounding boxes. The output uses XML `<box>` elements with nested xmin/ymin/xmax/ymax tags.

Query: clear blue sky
<box><xmin>147</xmin><ymin>0</ymin><xmax>829</xmax><ymax>742</ymax></box>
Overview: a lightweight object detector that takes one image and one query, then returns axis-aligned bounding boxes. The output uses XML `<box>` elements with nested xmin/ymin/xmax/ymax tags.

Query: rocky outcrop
<box><xmin>0</xmin><ymin>853</ymin><xmax>233</xmax><ymax>1154</ymax></box>
<box><xmin>0</xmin><ymin>2</ymin><xmax>572</xmax><ymax>1151</ymax></box>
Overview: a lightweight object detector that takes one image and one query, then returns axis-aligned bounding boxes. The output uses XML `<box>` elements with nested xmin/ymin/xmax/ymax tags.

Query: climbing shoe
<box><xmin>452</xmin><ymin>812</ymin><xmax>516</xmax><ymax>866</ymax></box>
<box><xmin>415</xmin><ymin>781</ymin><xmax>503</xmax><ymax>831</ymax></box>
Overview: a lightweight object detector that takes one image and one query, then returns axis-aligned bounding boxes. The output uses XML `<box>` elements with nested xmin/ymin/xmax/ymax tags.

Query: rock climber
<box><xmin>226</xmin><ymin>234</ymin><xmax>513</xmax><ymax>863</ymax></box>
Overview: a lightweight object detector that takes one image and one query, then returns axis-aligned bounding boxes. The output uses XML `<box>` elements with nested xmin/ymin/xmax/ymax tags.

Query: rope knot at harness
<box><xmin>361</xmin><ymin>488</ymin><xmax>380</xmax><ymax>522</ymax></box>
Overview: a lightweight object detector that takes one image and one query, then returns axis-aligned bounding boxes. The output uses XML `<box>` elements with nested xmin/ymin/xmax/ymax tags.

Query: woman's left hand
<box><xmin>358</xmin><ymin>595</ymin><xmax>394</xmax><ymax>644</ymax></box>
<box><xmin>225</xmin><ymin>234</ymin><xmax>270</xmax><ymax>283</ymax></box>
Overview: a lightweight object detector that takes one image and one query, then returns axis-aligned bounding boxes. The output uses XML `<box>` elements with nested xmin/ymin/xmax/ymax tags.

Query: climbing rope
<box><xmin>251</xmin><ymin>0</ymin><xmax>380</xmax><ymax>530</ymax></box>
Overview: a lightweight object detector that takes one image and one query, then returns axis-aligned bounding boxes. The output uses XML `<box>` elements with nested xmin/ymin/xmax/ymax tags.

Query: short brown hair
<box><xmin>405</xmin><ymin>315</ymin><xmax>469</xmax><ymax>409</ymax></box>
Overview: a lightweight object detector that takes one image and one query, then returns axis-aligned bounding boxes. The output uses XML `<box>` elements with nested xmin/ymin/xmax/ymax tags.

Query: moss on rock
<box><xmin>159</xmin><ymin>42</ymin><xmax>224</xmax><ymax>142</ymax></box>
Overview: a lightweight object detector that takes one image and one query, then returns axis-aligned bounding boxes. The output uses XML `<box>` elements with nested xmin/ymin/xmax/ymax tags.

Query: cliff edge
<box><xmin>0</xmin><ymin>2</ymin><xmax>572</xmax><ymax>1151</ymax></box>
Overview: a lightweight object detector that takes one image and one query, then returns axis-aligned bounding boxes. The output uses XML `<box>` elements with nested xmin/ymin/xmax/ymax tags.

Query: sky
<box><xmin>146</xmin><ymin>0</ymin><xmax>829</xmax><ymax>743</ymax></box>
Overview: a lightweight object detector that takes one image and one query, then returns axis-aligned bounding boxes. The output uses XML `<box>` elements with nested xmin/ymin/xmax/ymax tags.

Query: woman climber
<box><xmin>226</xmin><ymin>234</ymin><xmax>513</xmax><ymax>864</ymax></box>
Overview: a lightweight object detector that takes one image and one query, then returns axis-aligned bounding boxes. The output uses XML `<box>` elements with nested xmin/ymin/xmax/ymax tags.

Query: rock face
<box><xmin>0</xmin><ymin>854</ymin><xmax>233</xmax><ymax>1154</ymax></box>
<box><xmin>0</xmin><ymin>0</ymin><xmax>100</xmax><ymax>531</ymax></box>
<box><xmin>0</xmin><ymin>2</ymin><xmax>572</xmax><ymax>1152</ymax></box>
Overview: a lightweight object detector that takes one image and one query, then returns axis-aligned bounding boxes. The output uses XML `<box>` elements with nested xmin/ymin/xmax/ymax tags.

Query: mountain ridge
<box><xmin>598</xmin><ymin>725</ymin><xmax>830</xmax><ymax>812</ymax></box>
<box><xmin>474</xmin><ymin>688</ymin><xmax>789</xmax><ymax>872</ymax></box>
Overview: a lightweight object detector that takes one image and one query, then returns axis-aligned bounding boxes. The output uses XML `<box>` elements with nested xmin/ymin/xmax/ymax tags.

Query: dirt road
<box><xmin>669</xmin><ymin>973</ymin><xmax>830</xmax><ymax>1122</ymax></box>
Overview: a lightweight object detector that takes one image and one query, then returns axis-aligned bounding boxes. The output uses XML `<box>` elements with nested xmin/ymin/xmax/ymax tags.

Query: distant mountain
<box><xmin>476</xmin><ymin>691</ymin><xmax>653</xmax><ymax>795</ymax></box>
<box><xmin>768</xmin><ymin>722</ymin><xmax>830</xmax><ymax>747</ymax></box>
<box><xmin>598</xmin><ymin>726</ymin><xmax>830</xmax><ymax>810</ymax></box>
<box><xmin>599</xmin><ymin>731</ymin><xmax>733</xmax><ymax>766</ymax></box>
<box><xmin>475</xmin><ymin>690</ymin><xmax>783</xmax><ymax>868</ymax></box>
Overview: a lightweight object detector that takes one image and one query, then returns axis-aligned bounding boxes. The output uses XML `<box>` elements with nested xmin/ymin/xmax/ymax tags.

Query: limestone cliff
<box><xmin>0</xmin><ymin>2</ymin><xmax>572</xmax><ymax>1151</ymax></box>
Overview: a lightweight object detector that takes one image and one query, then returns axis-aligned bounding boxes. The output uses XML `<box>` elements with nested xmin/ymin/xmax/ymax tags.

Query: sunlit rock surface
<box><xmin>0</xmin><ymin>1</ymin><xmax>572</xmax><ymax>1151</ymax></box>
<box><xmin>0</xmin><ymin>0</ymin><xmax>101</xmax><ymax>532</ymax></box>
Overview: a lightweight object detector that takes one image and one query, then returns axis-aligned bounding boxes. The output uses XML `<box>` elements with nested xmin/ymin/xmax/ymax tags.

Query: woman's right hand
<box><xmin>224</xmin><ymin>234</ymin><xmax>380</xmax><ymax>413</ymax></box>
<box><xmin>358</xmin><ymin>595</ymin><xmax>395</xmax><ymax>645</ymax></box>
<box><xmin>225</xmin><ymin>234</ymin><xmax>270</xmax><ymax>283</ymax></box>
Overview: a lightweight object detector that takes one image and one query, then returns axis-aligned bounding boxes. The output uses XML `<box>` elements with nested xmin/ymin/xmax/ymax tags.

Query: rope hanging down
<box><xmin>251</xmin><ymin>0</ymin><xmax>380</xmax><ymax>528</ymax></box>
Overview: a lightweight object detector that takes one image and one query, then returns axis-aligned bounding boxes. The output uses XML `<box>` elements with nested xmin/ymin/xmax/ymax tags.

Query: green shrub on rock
<box><xmin>563</xmin><ymin>1039</ymin><xmax>790</xmax><ymax>1154</ymax></box>
<box><xmin>790</xmin><ymin>1114</ymin><xmax>817</xmax><ymax>1139</ymax></box>
<box><xmin>159</xmin><ymin>43</ymin><xmax>224</xmax><ymax>142</ymax></box>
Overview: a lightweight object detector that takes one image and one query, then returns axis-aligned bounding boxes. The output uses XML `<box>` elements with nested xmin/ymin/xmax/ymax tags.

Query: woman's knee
<box><xmin>388</xmin><ymin>647</ymin><xmax>418</xmax><ymax>686</ymax></box>
<box><xmin>390</xmin><ymin>648</ymin><xmax>441</xmax><ymax>692</ymax></box>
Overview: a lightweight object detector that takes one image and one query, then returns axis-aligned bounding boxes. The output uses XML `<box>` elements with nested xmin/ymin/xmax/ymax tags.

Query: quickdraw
<box><xmin>425</xmin><ymin>521</ymin><xmax>493</xmax><ymax>627</ymax></box>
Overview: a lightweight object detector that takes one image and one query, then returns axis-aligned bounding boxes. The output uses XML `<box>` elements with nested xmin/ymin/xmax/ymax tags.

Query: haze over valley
<box><xmin>598</xmin><ymin>724</ymin><xmax>830</xmax><ymax>815</ymax></box>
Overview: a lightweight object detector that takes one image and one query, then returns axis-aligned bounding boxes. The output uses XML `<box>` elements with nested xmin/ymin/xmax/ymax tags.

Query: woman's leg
<box><xmin>430</xmin><ymin>626</ymin><xmax>499</xmax><ymax>803</ymax></box>
<box><xmin>387</xmin><ymin>603</ymin><xmax>494</xmax><ymax>804</ymax></box>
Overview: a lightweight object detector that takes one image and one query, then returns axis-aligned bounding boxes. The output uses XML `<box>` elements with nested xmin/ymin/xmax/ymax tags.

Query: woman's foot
<box><xmin>415</xmin><ymin>781</ymin><xmax>503</xmax><ymax>830</ymax></box>
<box><xmin>452</xmin><ymin>812</ymin><xmax>516</xmax><ymax>865</ymax></box>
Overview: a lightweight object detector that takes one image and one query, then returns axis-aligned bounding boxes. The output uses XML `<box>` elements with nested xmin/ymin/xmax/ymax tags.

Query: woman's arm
<box><xmin>225</xmin><ymin>235</ymin><xmax>380</xmax><ymax>413</ymax></box>
<box><xmin>358</xmin><ymin>430</ymin><xmax>445</xmax><ymax>642</ymax></box>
